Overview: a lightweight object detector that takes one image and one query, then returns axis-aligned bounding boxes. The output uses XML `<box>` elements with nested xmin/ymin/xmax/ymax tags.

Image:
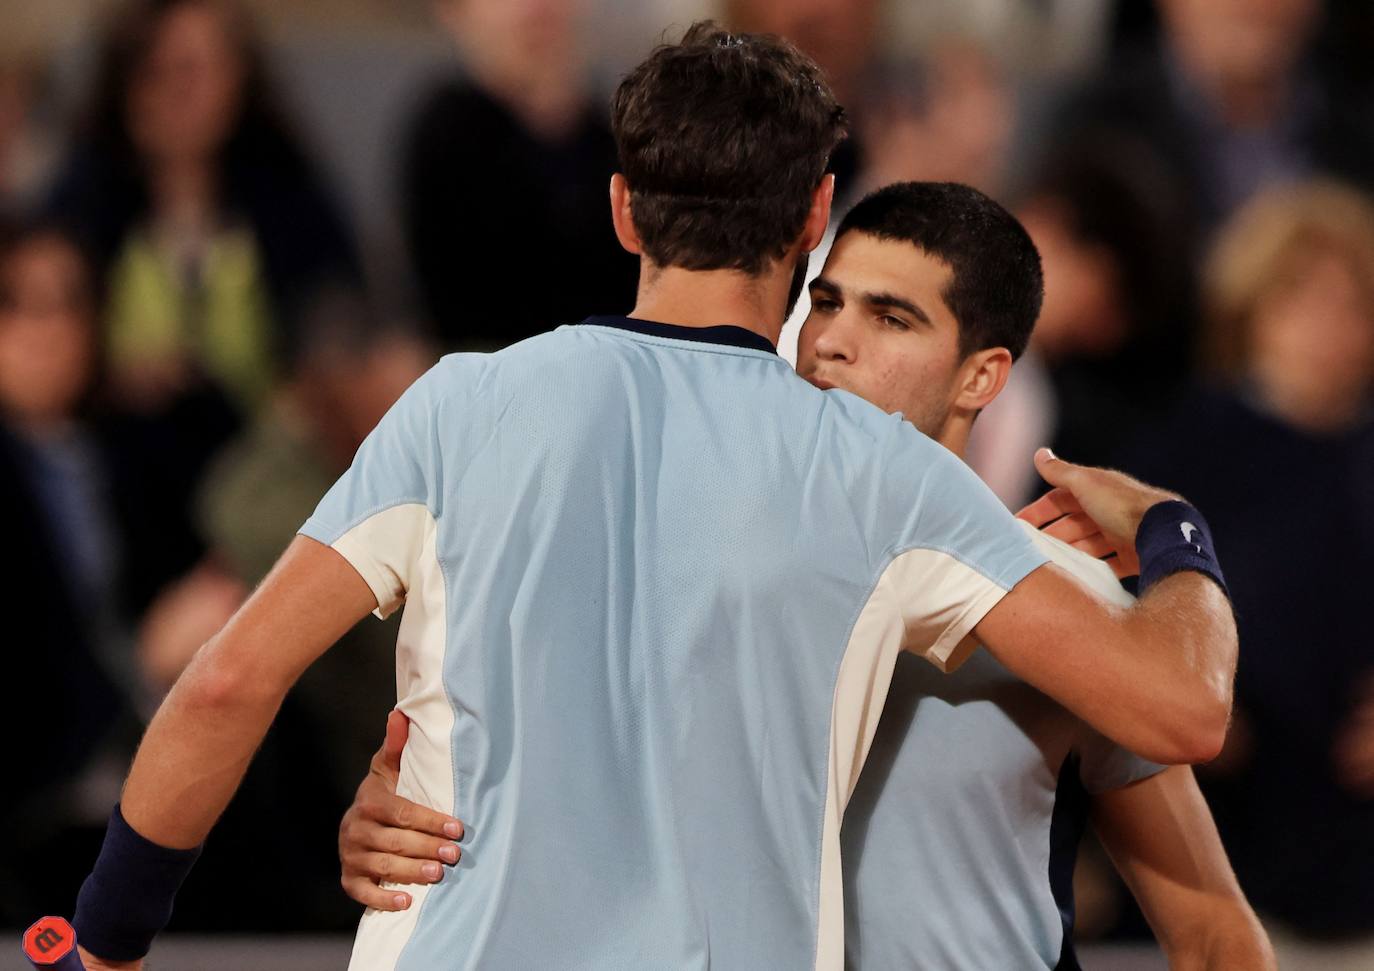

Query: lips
<box><xmin>807</xmin><ymin>374</ymin><xmax>838</xmax><ymax>391</ymax></box>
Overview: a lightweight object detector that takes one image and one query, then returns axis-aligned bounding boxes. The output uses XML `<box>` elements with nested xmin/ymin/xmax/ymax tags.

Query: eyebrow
<box><xmin>810</xmin><ymin>277</ymin><xmax>842</xmax><ymax>300</ymax></box>
<box><xmin>810</xmin><ymin>277</ymin><xmax>932</xmax><ymax>326</ymax></box>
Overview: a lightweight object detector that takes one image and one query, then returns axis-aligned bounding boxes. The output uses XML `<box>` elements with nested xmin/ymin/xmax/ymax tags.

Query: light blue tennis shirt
<box><xmin>842</xmin><ymin>524</ymin><xmax>1163</xmax><ymax>970</ymax></box>
<box><xmin>299</xmin><ymin>317</ymin><xmax>1049</xmax><ymax>970</ymax></box>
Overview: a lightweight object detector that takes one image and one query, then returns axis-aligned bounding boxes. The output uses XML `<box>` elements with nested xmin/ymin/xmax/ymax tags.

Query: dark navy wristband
<box><xmin>72</xmin><ymin>804</ymin><xmax>202</xmax><ymax>961</ymax></box>
<box><xmin>1136</xmin><ymin>500</ymin><xmax>1229</xmax><ymax>598</ymax></box>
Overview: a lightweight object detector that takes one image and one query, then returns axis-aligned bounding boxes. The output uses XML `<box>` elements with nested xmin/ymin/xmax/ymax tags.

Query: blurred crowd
<box><xmin>2</xmin><ymin>0</ymin><xmax>1372</xmax><ymax>961</ymax></box>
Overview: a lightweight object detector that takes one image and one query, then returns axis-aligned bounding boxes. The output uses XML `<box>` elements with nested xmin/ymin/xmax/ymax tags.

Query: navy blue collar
<box><xmin>582</xmin><ymin>315</ymin><xmax>777</xmax><ymax>356</ymax></box>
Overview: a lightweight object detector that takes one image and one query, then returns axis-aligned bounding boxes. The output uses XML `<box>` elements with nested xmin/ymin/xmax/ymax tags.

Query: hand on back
<box><xmin>339</xmin><ymin>710</ymin><xmax>465</xmax><ymax>911</ymax></box>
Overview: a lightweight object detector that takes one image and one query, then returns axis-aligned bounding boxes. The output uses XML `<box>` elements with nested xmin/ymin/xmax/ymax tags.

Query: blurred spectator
<box><xmin>723</xmin><ymin>0</ymin><xmax>877</xmax><ymax>107</ymax></box>
<box><xmin>1119</xmin><ymin>181</ymin><xmax>1374</xmax><ymax>966</ymax></box>
<box><xmin>1055</xmin><ymin>0</ymin><xmax>1374</xmax><ymax>253</ymax></box>
<box><xmin>968</xmin><ymin>136</ymin><xmax>1195</xmax><ymax>506</ymax></box>
<box><xmin>853</xmin><ymin>43</ymin><xmax>1015</xmax><ymax>200</ymax></box>
<box><xmin>0</xmin><ymin>59</ymin><xmax>61</xmax><ymax>216</ymax></box>
<box><xmin>40</xmin><ymin>0</ymin><xmax>365</xmax><ymax>621</ymax></box>
<box><xmin>723</xmin><ymin>0</ymin><xmax>880</xmax><ymax>191</ymax></box>
<box><xmin>0</xmin><ymin>222</ymin><xmax>142</xmax><ymax>924</ymax></box>
<box><xmin>401</xmin><ymin>0</ymin><xmax>636</xmax><ymax>349</ymax></box>
<box><xmin>47</xmin><ymin>0</ymin><xmax>361</xmax><ymax>416</ymax></box>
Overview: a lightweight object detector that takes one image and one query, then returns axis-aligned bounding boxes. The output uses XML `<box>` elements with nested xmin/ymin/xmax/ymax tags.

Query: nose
<box><xmin>810</xmin><ymin>313</ymin><xmax>855</xmax><ymax>364</ymax></box>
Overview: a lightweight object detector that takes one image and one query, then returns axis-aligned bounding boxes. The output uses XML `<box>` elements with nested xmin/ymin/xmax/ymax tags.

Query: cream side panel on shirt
<box><xmin>1022</xmin><ymin>520</ymin><xmax>1134</xmax><ymax>606</ymax></box>
<box><xmin>814</xmin><ymin>547</ymin><xmax>1016</xmax><ymax>970</ymax></box>
<box><xmin>330</xmin><ymin>505</ymin><xmax>457</xmax><ymax>971</ymax></box>
<box><xmin>935</xmin><ymin>521</ymin><xmax>1133</xmax><ymax>672</ymax></box>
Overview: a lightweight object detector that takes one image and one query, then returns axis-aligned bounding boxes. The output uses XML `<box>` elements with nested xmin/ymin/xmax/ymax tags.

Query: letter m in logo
<box><xmin>22</xmin><ymin>916</ymin><xmax>76</xmax><ymax>963</ymax></box>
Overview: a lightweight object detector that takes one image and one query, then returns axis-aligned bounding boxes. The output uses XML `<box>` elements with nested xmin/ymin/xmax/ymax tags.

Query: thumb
<box><xmin>382</xmin><ymin>709</ymin><xmax>410</xmax><ymax>771</ymax></box>
<box><xmin>1033</xmin><ymin>447</ymin><xmax>1081</xmax><ymax>489</ymax></box>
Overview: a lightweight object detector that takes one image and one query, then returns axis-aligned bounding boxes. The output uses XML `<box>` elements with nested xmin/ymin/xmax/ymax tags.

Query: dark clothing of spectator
<box><xmin>1052</xmin><ymin>46</ymin><xmax>1374</xmax><ymax>248</ymax></box>
<box><xmin>94</xmin><ymin>385</ymin><xmax>241</xmax><ymax>619</ymax></box>
<box><xmin>0</xmin><ymin>423</ymin><xmax>130</xmax><ymax>782</ymax></box>
<box><xmin>0</xmin><ymin>420</ymin><xmax>140</xmax><ymax>926</ymax></box>
<box><xmin>402</xmin><ymin>77</ymin><xmax>638</xmax><ymax>348</ymax></box>
<box><xmin>1118</xmin><ymin>388</ymin><xmax>1374</xmax><ymax>938</ymax></box>
<box><xmin>0</xmin><ymin>401</ymin><xmax>364</xmax><ymax>931</ymax></box>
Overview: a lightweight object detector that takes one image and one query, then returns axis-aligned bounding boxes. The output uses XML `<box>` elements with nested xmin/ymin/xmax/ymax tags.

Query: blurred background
<box><xmin>2</xmin><ymin>0</ymin><xmax>1372</xmax><ymax>966</ymax></box>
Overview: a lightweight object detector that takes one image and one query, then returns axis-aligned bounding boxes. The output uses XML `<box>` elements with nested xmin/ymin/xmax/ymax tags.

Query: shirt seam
<box><xmin>811</xmin><ymin>565</ymin><xmax>895</xmax><ymax>971</ymax></box>
<box><xmin>301</xmin><ymin>498</ymin><xmax>434</xmax><ymax>547</ymax></box>
<box><xmin>879</xmin><ymin>541</ymin><xmax>1049</xmax><ymax>593</ymax></box>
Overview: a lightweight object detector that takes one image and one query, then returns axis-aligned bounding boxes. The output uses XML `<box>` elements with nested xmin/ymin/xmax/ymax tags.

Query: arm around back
<box><xmin>975</xmin><ymin>565</ymin><xmax>1234</xmax><ymax>764</ymax></box>
<box><xmin>972</xmin><ymin>451</ymin><xmax>1237</xmax><ymax>765</ymax></box>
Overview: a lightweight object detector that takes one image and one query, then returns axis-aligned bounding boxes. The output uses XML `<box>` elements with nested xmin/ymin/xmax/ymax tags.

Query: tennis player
<box><xmin>70</xmin><ymin>25</ymin><xmax>1236</xmax><ymax>971</ymax></box>
<box><xmin>339</xmin><ymin>182</ymin><xmax>1272</xmax><ymax>968</ymax></box>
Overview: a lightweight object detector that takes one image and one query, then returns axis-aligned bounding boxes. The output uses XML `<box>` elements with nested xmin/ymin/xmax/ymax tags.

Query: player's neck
<box><xmin>935</xmin><ymin>415</ymin><xmax>972</xmax><ymax>461</ymax></box>
<box><xmin>629</xmin><ymin>264</ymin><xmax>791</xmax><ymax>347</ymax></box>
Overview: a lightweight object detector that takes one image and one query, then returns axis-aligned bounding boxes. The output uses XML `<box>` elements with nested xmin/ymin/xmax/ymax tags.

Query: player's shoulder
<box><xmin>1018</xmin><ymin>521</ymin><xmax>1134</xmax><ymax>606</ymax></box>
<box><xmin>815</xmin><ymin>389</ymin><xmax>953</xmax><ymax>459</ymax></box>
<box><xmin>407</xmin><ymin>351</ymin><xmax>496</xmax><ymax>403</ymax></box>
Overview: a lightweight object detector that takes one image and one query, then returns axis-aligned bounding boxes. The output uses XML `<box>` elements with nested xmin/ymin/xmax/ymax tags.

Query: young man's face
<box><xmin>796</xmin><ymin>231</ymin><xmax>966</xmax><ymax>438</ymax></box>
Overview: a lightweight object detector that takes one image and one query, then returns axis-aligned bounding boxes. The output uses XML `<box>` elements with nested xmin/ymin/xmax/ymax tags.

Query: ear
<box><xmin>799</xmin><ymin>174</ymin><xmax>836</xmax><ymax>253</ymax></box>
<box><xmin>609</xmin><ymin>174</ymin><xmax>642</xmax><ymax>256</ymax></box>
<box><xmin>954</xmin><ymin>347</ymin><xmax>1013</xmax><ymax>412</ymax></box>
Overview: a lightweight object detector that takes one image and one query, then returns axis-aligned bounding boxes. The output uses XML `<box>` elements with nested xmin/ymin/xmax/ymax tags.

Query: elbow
<box><xmin>1174</xmin><ymin>721</ymin><xmax>1227</xmax><ymax>766</ymax></box>
<box><xmin>177</xmin><ymin>637</ymin><xmax>276</xmax><ymax>711</ymax></box>
<box><xmin>1159</xmin><ymin>682</ymin><xmax>1233</xmax><ymax>765</ymax></box>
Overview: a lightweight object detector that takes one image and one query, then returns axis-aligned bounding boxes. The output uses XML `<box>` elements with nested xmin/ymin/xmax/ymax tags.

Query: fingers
<box><xmin>352</xmin><ymin>761</ymin><xmax>463</xmax><ymax>839</ymax></box>
<box><xmin>383</xmin><ymin>709</ymin><xmax>410</xmax><ymax>767</ymax></box>
<box><xmin>345</xmin><ymin>848</ymin><xmax>451</xmax><ymax>886</ymax></box>
<box><xmin>341</xmin><ymin>873</ymin><xmax>414</xmax><ymax>912</ymax></box>
<box><xmin>1068</xmin><ymin>534</ymin><xmax>1118</xmax><ymax>560</ymax></box>
<box><xmin>364</xmin><ymin>822</ymin><xmax>462</xmax><ymax>865</ymax></box>
<box><xmin>1032</xmin><ymin>447</ymin><xmax>1082</xmax><ymax>490</ymax></box>
<box><xmin>363</xmin><ymin>790</ymin><xmax>464</xmax><ymax>840</ymax></box>
<box><xmin>1015</xmin><ymin>487</ymin><xmax>1083</xmax><ymax>529</ymax></box>
<box><xmin>1042</xmin><ymin>513</ymin><xmax>1099</xmax><ymax>545</ymax></box>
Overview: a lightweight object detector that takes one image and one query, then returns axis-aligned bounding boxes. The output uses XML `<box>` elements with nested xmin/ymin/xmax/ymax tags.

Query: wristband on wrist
<box><xmin>1135</xmin><ymin>500</ymin><xmax>1229</xmax><ymax>598</ymax></box>
<box><xmin>72</xmin><ymin>803</ymin><xmax>202</xmax><ymax>961</ymax></box>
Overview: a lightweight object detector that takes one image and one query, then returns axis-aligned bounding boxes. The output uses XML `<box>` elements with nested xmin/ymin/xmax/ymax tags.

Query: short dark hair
<box><xmin>611</xmin><ymin>21</ymin><xmax>847</xmax><ymax>275</ymax></box>
<box><xmin>835</xmin><ymin>182</ymin><xmax>1043</xmax><ymax>360</ymax></box>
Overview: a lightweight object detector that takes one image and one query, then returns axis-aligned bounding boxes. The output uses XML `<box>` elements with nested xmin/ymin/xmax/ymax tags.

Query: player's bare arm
<box><xmin>1093</xmin><ymin>767</ymin><xmax>1275</xmax><ymax>970</ymax></box>
<box><xmin>75</xmin><ymin>537</ymin><xmax>378</xmax><ymax>969</ymax></box>
<box><xmin>973</xmin><ymin>449</ymin><xmax>1238</xmax><ymax>766</ymax></box>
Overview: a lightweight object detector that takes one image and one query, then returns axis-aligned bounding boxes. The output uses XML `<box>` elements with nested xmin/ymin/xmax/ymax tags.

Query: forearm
<box><xmin>120</xmin><ymin>638</ymin><xmax>287</xmax><ymax>848</ymax></box>
<box><xmin>117</xmin><ymin>537</ymin><xmax>379</xmax><ymax>846</ymax></box>
<box><xmin>1094</xmin><ymin>768</ymin><xmax>1271</xmax><ymax>971</ymax></box>
<box><xmin>1162</xmin><ymin>904</ymin><xmax>1274</xmax><ymax>970</ymax></box>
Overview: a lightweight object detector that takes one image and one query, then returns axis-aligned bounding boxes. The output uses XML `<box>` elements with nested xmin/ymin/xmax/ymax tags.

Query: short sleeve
<box><xmin>878</xmin><ymin>431</ymin><xmax>1050</xmax><ymax>671</ymax></box>
<box><xmin>298</xmin><ymin>358</ymin><xmax>460</xmax><ymax>618</ymax></box>
<box><xmin>1078</xmin><ymin>730</ymin><xmax>1166</xmax><ymax>793</ymax></box>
